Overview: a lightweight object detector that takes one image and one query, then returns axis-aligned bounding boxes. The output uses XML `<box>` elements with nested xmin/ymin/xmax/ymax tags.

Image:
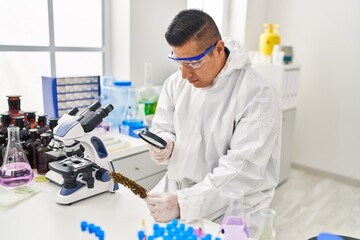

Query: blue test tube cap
<box><xmin>88</xmin><ymin>223</ymin><xmax>95</xmax><ymax>234</ymax></box>
<box><xmin>179</xmin><ymin>223</ymin><xmax>185</xmax><ymax>231</ymax></box>
<box><xmin>214</xmin><ymin>238</ymin><xmax>221</xmax><ymax>240</ymax></box>
<box><xmin>80</xmin><ymin>221</ymin><xmax>88</xmax><ymax>231</ymax></box>
<box><xmin>166</xmin><ymin>223</ymin><xmax>173</xmax><ymax>230</ymax></box>
<box><xmin>98</xmin><ymin>230</ymin><xmax>105</xmax><ymax>240</ymax></box>
<box><xmin>171</xmin><ymin>218</ymin><xmax>179</xmax><ymax>227</ymax></box>
<box><xmin>190</xmin><ymin>235</ymin><xmax>197</xmax><ymax>240</ymax></box>
<box><xmin>153</xmin><ymin>223</ymin><xmax>160</xmax><ymax>230</ymax></box>
<box><xmin>95</xmin><ymin>226</ymin><xmax>101</xmax><ymax>236</ymax></box>
<box><xmin>138</xmin><ymin>230</ymin><xmax>145</xmax><ymax>240</ymax></box>
<box><xmin>202</xmin><ymin>234</ymin><xmax>212</xmax><ymax>240</ymax></box>
<box><xmin>186</xmin><ymin>226</ymin><xmax>194</xmax><ymax>235</ymax></box>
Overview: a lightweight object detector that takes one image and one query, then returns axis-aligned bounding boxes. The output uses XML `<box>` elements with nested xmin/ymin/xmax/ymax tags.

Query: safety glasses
<box><xmin>168</xmin><ymin>41</ymin><xmax>218</xmax><ymax>69</ymax></box>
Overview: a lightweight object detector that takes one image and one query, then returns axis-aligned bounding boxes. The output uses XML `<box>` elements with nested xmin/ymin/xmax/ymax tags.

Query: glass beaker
<box><xmin>219</xmin><ymin>187</ymin><xmax>249</xmax><ymax>240</ymax></box>
<box><xmin>186</xmin><ymin>195</ymin><xmax>206</xmax><ymax>238</ymax></box>
<box><xmin>0</xmin><ymin>126</ymin><xmax>34</xmax><ymax>187</ymax></box>
<box><xmin>254</xmin><ymin>208</ymin><xmax>276</xmax><ymax>240</ymax></box>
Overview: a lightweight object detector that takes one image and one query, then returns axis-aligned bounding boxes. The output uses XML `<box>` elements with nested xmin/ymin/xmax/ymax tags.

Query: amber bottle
<box><xmin>7</xmin><ymin>95</ymin><xmax>26</xmax><ymax>124</ymax></box>
<box><xmin>25</xmin><ymin>129</ymin><xmax>41</xmax><ymax>169</ymax></box>
<box><xmin>36</xmin><ymin>133</ymin><xmax>52</xmax><ymax>174</ymax></box>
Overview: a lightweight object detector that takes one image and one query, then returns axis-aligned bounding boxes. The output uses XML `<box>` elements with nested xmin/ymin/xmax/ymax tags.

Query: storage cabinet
<box><xmin>112</xmin><ymin>150</ymin><xmax>167</xmax><ymax>190</ymax></box>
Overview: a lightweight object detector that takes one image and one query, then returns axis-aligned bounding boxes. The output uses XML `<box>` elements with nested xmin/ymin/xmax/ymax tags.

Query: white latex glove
<box><xmin>144</xmin><ymin>192</ymin><xmax>180</xmax><ymax>222</ymax></box>
<box><xmin>147</xmin><ymin>139</ymin><xmax>174</xmax><ymax>164</ymax></box>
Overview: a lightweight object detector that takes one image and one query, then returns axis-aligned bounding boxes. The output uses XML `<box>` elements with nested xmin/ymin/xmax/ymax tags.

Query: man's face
<box><xmin>171</xmin><ymin>40</ymin><xmax>225</xmax><ymax>88</ymax></box>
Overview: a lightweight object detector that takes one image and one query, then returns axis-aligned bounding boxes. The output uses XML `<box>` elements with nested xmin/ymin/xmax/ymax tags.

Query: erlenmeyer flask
<box><xmin>254</xmin><ymin>208</ymin><xmax>276</xmax><ymax>240</ymax></box>
<box><xmin>218</xmin><ymin>188</ymin><xmax>249</xmax><ymax>240</ymax></box>
<box><xmin>186</xmin><ymin>195</ymin><xmax>206</xmax><ymax>238</ymax></box>
<box><xmin>0</xmin><ymin>126</ymin><xmax>34</xmax><ymax>187</ymax></box>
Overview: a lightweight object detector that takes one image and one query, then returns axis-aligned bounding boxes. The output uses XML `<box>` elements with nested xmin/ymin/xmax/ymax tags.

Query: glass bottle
<box><xmin>14</xmin><ymin>116</ymin><xmax>30</xmax><ymax>142</ymax></box>
<box><xmin>0</xmin><ymin>134</ymin><xmax>6</xmax><ymax>167</ymax></box>
<box><xmin>186</xmin><ymin>195</ymin><xmax>206</xmax><ymax>238</ymax></box>
<box><xmin>36</xmin><ymin>114</ymin><xmax>49</xmax><ymax>137</ymax></box>
<box><xmin>36</xmin><ymin>133</ymin><xmax>52</xmax><ymax>174</ymax></box>
<box><xmin>218</xmin><ymin>189</ymin><xmax>249</xmax><ymax>240</ymax></box>
<box><xmin>26</xmin><ymin>111</ymin><xmax>37</xmax><ymax>130</ymax></box>
<box><xmin>0</xmin><ymin>113</ymin><xmax>11</xmax><ymax>138</ymax></box>
<box><xmin>254</xmin><ymin>208</ymin><xmax>276</xmax><ymax>240</ymax></box>
<box><xmin>138</xmin><ymin>62</ymin><xmax>159</xmax><ymax>115</ymax></box>
<box><xmin>7</xmin><ymin>95</ymin><xmax>26</xmax><ymax>124</ymax></box>
<box><xmin>25</xmin><ymin>129</ymin><xmax>41</xmax><ymax>169</ymax></box>
<box><xmin>0</xmin><ymin>126</ymin><xmax>34</xmax><ymax>187</ymax></box>
<box><xmin>47</xmin><ymin>117</ymin><xmax>58</xmax><ymax>138</ymax></box>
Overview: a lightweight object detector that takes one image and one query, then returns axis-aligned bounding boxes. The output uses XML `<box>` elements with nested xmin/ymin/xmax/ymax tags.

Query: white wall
<box><xmin>110</xmin><ymin>0</ymin><xmax>186</xmax><ymax>87</ymax></box>
<box><xmin>246</xmin><ymin>0</ymin><xmax>360</xmax><ymax>180</ymax></box>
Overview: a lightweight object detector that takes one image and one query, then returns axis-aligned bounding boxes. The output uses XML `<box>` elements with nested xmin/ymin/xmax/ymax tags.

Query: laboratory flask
<box><xmin>121</xmin><ymin>87</ymin><xmax>144</xmax><ymax>137</ymax></box>
<box><xmin>0</xmin><ymin>126</ymin><xmax>34</xmax><ymax>187</ymax></box>
<box><xmin>254</xmin><ymin>208</ymin><xmax>276</xmax><ymax>240</ymax></box>
<box><xmin>186</xmin><ymin>195</ymin><xmax>206</xmax><ymax>238</ymax></box>
<box><xmin>218</xmin><ymin>188</ymin><xmax>249</xmax><ymax>240</ymax></box>
<box><xmin>138</xmin><ymin>62</ymin><xmax>158</xmax><ymax>115</ymax></box>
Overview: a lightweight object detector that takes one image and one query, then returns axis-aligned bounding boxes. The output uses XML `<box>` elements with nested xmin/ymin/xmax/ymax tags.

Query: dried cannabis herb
<box><xmin>109</xmin><ymin>171</ymin><xmax>147</xmax><ymax>198</ymax></box>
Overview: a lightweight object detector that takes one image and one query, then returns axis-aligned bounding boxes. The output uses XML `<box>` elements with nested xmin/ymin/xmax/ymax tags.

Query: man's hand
<box><xmin>147</xmin><ymin>139</ymin><xmax>174</xmax><ymax>164</ymax></box>
<box><xmin>144</xmin><ymin>192</ymin><xmax>180</xmax><ymax>222</ymax></box>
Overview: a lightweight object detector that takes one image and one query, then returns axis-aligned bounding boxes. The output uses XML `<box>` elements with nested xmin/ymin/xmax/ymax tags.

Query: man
<box><xmin>144</xmin><ymin>9</ymin><xmax>281</xmax><ymax>235</ymax></box>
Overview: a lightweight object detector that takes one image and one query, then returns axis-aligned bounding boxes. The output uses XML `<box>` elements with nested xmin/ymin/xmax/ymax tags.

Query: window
<box><xmin>0</xmin><ymin>0</ymin><xmax>107</xmax><ymax>112</ymax></box>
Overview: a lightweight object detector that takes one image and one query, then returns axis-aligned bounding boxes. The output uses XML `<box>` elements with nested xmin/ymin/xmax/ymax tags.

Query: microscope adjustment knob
<box><xmin>95</xmin><ymin>168</ymin><xmax>111</xmax><ymax>182</ymax></box>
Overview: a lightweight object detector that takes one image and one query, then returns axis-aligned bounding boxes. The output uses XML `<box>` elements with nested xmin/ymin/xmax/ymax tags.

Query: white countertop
<box><xmin>0</xmin><ymin>132</ymin><xmax>220</xmax><ymax>239</ymax></box>
<box><xmin>0</xmin><ymin>177</ymin><xmax>220</xmax><ymax>239</ymax></box>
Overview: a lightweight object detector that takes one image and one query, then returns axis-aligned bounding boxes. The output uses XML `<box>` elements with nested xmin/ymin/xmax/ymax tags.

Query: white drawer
<box><xmin>112</xmin><ymin>151</ymin><xmax>167</xmax><ymax>181</ymax></box>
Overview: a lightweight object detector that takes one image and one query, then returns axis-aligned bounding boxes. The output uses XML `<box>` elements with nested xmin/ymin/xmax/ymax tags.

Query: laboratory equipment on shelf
<box><xmin>46</xmin><ymin>101</ymin><xmax>119</xmax><ymax>204</ymax></box>
<box><xmin>0</xmin><ymin>126</ymin><xmax>34</xmax><ymax>188</ymax></box>
<box><xmin>259</xmin><ymin>23</ymin><xmax>280</xmax><ymax>56</ymax></box>
<box><xmin>6</xmin><ymin>95</ymin><xmax>26</xmax><ymax>124</ymax></box>
<box><xmin>218</xmin><ymin>188</ymin><xmax>249</xmax><ymax>240</ymax></box>
<box><xmin>100</xmin><ymin>76</ymin><xmax>133</xmax><ymax>130</ymax></box>
<box><xmin>121</xmin><ymin>87</ymin><xmax>147</xmax><ymax>138</ymax></box>
<box><xmin>254</xmin><ymin>208</ymin><xmax>276</xmax><ymax>240</ymax></box>
<box><xmin>138</xmin><ymin>62</ymin><xmax>158</xmax><ymax>116</ymax></box>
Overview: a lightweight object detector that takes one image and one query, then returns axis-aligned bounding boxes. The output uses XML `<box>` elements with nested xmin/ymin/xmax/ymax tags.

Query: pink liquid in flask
<box><xmin>0</xmin><ymin>162</ymin><xmax>34</xmax><ymax>187</ymax></box>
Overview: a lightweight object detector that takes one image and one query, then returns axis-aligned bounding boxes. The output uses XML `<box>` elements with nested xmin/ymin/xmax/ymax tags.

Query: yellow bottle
<box><xmin>259</xmin><ymin>23</ymin><xmax>280</xmax><ymax>56</ymax></box>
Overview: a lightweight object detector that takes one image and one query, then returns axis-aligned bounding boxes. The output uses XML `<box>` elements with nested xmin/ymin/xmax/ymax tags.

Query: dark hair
<box><xmin>165</xmin><ymin>9</ymin><xmax>221</xmax><ymax>51</ymax></box>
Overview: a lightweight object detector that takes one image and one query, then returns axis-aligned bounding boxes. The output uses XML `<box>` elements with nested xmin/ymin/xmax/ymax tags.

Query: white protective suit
<box><xmin>150</xmin><ymin>39</ymin><xmax>282</xmax><ymax>233</ymax></box>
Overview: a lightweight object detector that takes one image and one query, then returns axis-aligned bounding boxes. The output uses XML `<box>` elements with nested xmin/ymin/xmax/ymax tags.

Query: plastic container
<box><xmin>259</xmin><ymin>23</ymin><xmax>280</xmax><ymax>56</ymax></box>
<box><xmin>101</xmin><ymin>77</ymin><xmax>132</xmax><ymax>130</ymax></box>
<box><xmin>121</xmin><ymin>88</ymin><xmax>147</xmax><ymax>138</ymax></box>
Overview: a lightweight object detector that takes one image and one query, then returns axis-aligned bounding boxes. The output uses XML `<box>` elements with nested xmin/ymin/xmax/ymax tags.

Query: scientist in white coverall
<box><xmin>144</xmin><ymin>9</ymin><xmax>282</xmax><ymax>234</ymax></box>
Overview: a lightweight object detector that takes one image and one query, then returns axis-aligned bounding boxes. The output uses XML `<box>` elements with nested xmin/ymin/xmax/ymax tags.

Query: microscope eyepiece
<box><xmin>87</xmin><ymin>101</ymin><xmax>101</xmax><ymax>112</ymax></box>
<box><xmin>96</xmin><ymin>104</ymin><xmax>114</xmax><ymax>118</ymax></box>
<box><xmin>68</xmin><ymin>107</ymin><xmax>79</xmax><ymax>116</ymax></box>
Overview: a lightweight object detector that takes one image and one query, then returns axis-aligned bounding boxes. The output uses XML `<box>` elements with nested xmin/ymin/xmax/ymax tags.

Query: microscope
<box><xmin>46</xmin><ymin>101</ymin><xmax>119</xmax><ymax>205</ymax></box>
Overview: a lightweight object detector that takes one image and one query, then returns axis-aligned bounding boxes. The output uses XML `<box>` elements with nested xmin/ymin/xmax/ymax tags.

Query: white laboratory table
<box><xmin>0</xmin><ymin>180</ymin><xmax>219</xmax><ymax>239</ymax></box>
<box><xmin>0</xmin><ymin>132</ymin><xmax>220</xmax><ymax>240</ymax></box>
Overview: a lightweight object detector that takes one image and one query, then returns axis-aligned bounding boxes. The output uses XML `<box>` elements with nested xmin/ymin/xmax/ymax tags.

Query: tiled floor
<box><xmin>269</xmin><ymin>169</ymin><xmax>360</xmax><ymax>240</ymax></box>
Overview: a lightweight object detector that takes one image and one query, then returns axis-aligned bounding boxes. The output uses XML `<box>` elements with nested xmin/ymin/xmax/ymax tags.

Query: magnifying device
<box><xmin>138</xmin><ymin>129</ymin><xmax>167</xmax><ymax>150</ymax></box>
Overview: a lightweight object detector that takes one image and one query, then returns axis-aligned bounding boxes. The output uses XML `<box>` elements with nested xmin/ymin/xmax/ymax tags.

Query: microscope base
<box><xmin>55</xmin><ymin>180</ymin><xmax>117</xmax><ymax>205</ymax></box>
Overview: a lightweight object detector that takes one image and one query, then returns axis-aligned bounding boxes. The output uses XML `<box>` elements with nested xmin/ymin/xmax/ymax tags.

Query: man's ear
<box><xmin>215</xmin><ymin>40</ymin><xmax>225</xmax><ymax>57</ymax></box>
